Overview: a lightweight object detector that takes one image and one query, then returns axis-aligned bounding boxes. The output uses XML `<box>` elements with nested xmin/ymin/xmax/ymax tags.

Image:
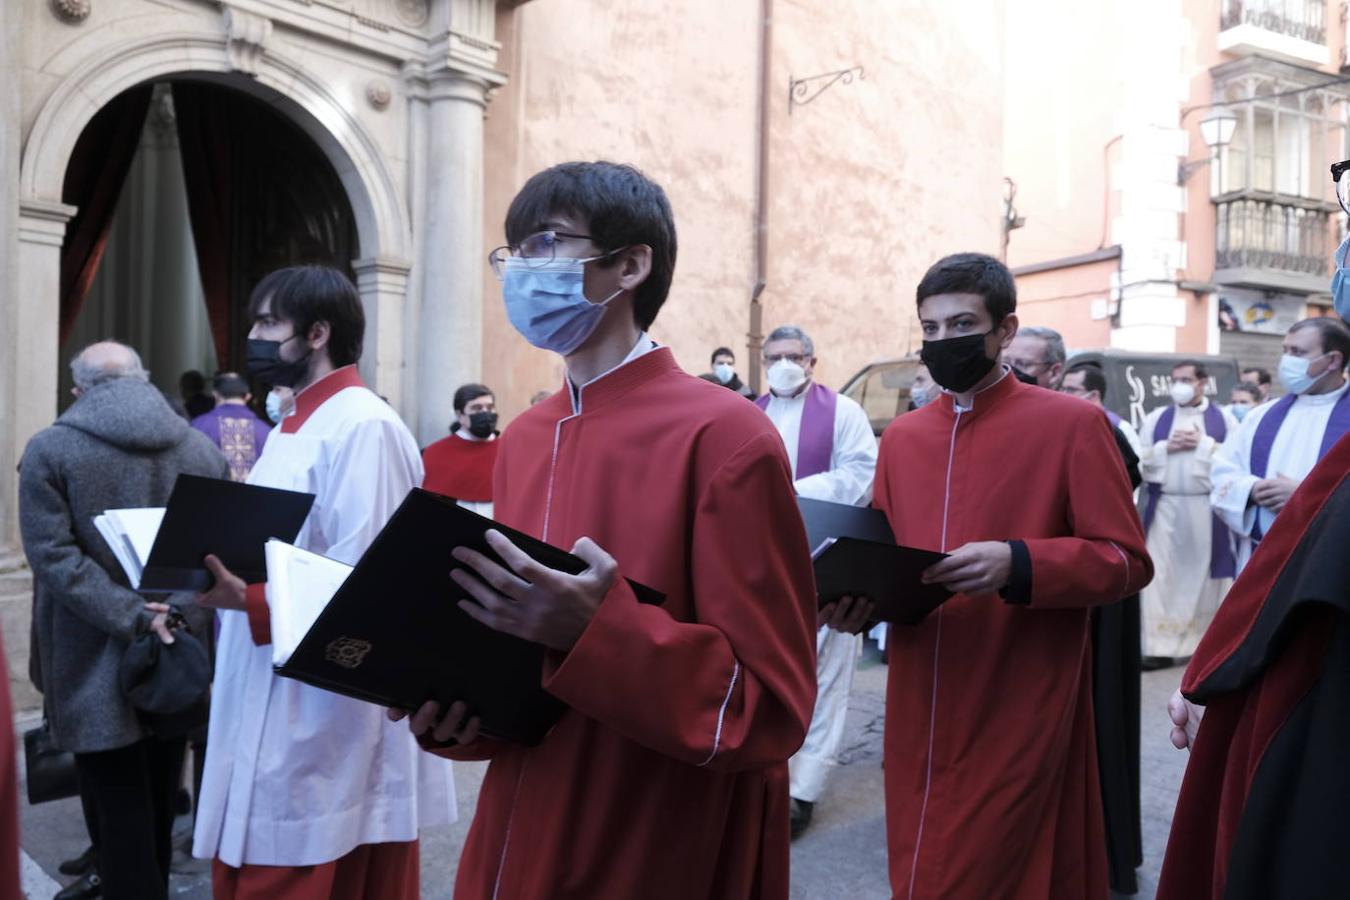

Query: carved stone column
<box><xmin>407</xmin><ymin>3</ymin><xmax>506</xmax><ymax>444</ymax></box>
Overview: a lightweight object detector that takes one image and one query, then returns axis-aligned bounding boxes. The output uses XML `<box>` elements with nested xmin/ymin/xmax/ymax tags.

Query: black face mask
<box><xmin>919</xmin><ymin>328</ymin><xmax>999</xmax><ymax>394</ymax></box>
<box><xmin>246</xmin><ymin>337</ymin><xmax>311</xmax><ymax>388</ymax></box>
<box><xmin>467</xmin><ymin>411</ymin><xmax>498</xmax><ymax>439</ymax></box>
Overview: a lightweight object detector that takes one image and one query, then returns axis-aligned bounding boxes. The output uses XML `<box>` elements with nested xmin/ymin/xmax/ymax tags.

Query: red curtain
<box><xmin>59</xmin><ymin>86</ymin><xmax>152</xmax><ymax>344</ymax></box>
<box><xmin>173</xmin><ymin>81</ymin><xmax>235</xmax><ymax>366</ymax></box>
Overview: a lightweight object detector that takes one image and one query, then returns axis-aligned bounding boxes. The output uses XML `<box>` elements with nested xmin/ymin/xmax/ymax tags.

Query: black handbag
<box><xmin>118</xmin><ymin>619</ymin><xmax>211</xmax><ymax>735</ymax></box>
<box><xmin>23</xmin><ymin>719</ymin><xmax>78</xmax><ymax>805</ymax></box>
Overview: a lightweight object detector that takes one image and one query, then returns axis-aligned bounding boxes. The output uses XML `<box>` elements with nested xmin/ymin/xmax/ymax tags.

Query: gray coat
<box><xmin>19</xmin><ymin>378</ymin><xmax>228</xmax><ymax>753</ymax></box>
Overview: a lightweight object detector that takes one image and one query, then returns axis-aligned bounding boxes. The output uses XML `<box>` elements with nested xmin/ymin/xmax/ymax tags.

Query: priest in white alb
<box><xmin>756</xmin><ymin>324</ymin><xmax>877</xmax><ymax>838</ymax></box>
<box><xmin>190</xmin><ymin>266</ymin><xmax>455</xmax><ymax>900</ymax></box>
<box><xmin>1211</xmin><ymin>317</ymin><xmax>1350</xmax><ymax>573</ymax></box>
<box><xmin>1138</xmin><ymin>360</ymin><xmax>1238</xmax><ymax>665</ymax></box>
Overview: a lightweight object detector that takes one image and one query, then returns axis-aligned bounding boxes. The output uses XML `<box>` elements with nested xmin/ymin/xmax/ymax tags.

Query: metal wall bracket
<box><xmin>788</xmin><ymin>66</ymin><xmax>864</xmax><ymax>114</ymax></box>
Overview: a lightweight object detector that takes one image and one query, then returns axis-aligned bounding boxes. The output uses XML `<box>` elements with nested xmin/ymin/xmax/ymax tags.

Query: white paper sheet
<box><xmin>93</xmin><ymin>507</ymin><xmax>166</xmax><ymax>588</ymax></box>
<box><xmin>265</xmin><ymin>539</ymin><xmax>354</xmax><ymax>667</ymax></box>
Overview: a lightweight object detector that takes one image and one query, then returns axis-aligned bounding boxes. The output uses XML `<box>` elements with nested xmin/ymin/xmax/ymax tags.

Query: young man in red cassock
<box><xmin>824</xmin><ymin>253</ymin><xmax>1153</xmax><ymax>899</ymax></box>
<box><xmin>421</xmin><ymin>383</ymin><xmax>499</xmax><ymax>517</ymax></box>
<box><xmin>395</xmin><ymin>161</ymin><xmax>819</xmax><ymax>899</ymax></box>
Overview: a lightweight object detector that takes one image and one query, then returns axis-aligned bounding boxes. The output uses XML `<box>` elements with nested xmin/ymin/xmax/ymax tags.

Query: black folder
<box><xmin>275</xmin><ymin>489</ymin><xmax>665</xmax><ymax>746</ymax></box>
<box><xmin>139</xmin><ymin>475</ymin><xmax>315</xmax><ymax>592</ymax></box>
<box><xmin>796</xmin><ymin>497</ymin><xmax>953</xmax><ymax>625</ymax></box>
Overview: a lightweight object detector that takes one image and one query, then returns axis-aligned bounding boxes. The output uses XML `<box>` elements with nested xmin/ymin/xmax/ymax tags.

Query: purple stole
<box><xmin>1248</xmin><ymin>389</ymin><xmax>1350</xmax><ymax>541</ymax></box>
<box><xmin>1105</xmin><ymin>409</ymin><xmax>1123</xmax><ymax>430</ymax></box>
<box><xmin>1142</xmin><ymin>403</ymin><xmax>1236</xmax><ymax>579</ymax></box>
<box><xmin>756</xmin><ymin>382</ymin><xmax>838</xmax><ymax>478</ymax></box>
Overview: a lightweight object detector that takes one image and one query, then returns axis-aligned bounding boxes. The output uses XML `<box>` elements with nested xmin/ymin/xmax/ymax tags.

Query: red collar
<box><xmin>282</xmin><ymin>365</ymin><xmax>366</xmax><ymax>433</ymax></box>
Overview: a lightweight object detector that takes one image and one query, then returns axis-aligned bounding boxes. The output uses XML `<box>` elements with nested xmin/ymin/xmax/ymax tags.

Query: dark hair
<box><xmin>1065</xmin><ymin>363</ymin><xmax>1107</xmax><ymax>399</ymax></box>
<box><xmin>1289</xmin><ymin>316</ymin><xmax>1350</xmax><ymax>364</ymax></box>
<box><xmin>1174</xmin><ymin>360</ymin><xmax>1208</xmax><ymax>381</ymax></box>
<box><xmin>453</xmin><ymin>383</ymin><xmax>493</xmax><ymax>413</ymax></box>
<box><xmin>212</xmin><ymin>372</ymin><xmax>250</xmax><ymax>399</ymax></box>
<box><xmin>1240</xmin><ymin>366</ymin><xmax>1272</xmax><ymax>386</ymax></box>
<box><xmin>248</xmin><ymin>265</ymin><xmax>365</xmax><ymax>368</ymax></box>
<box><xmin>1231</xmin><ymin>383</ymin><xmax>1262</xmax><ymax>403</ymax></box>
<box><xmin>179</xmin><ymin>370</ymin><xmax>205</xmax><ymax>393</ymax></box>
<box><xmin>504</xmin><ymin>161</ymin><xmax>678</xmax><ymax>330</ymax></box>
<box><xmin>711</xmin><ymin>346</ymin><xmax>735</xmax><ymax>365</ymax></box>
<box><xmin>916</xmin><ymin>253</ymin><xmax>1017</xmax><ymax>323</ymax></box>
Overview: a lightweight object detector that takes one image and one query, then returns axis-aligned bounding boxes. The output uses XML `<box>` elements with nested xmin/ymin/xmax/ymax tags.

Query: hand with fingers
<box><xmin>819</xmin><ymin>595</ymin><xmax>875</xmax><ymax>634</ymax></box>
<box><xmin>921</xmin><ymin>541</ymin><xmax>1012</xmax><ymax>596</ymax></box>
<box><xmin>194</xmin><ymin>554</ymin><xmax>248</xmax><ymax>611</ymax></box>
<box><xmin>1252</xmin><ymin>474</ymin><xmax>1298</xmax><ymax>513</ymax></box>
<box><xmin>1168</xmin><ymin>689</ymin><xmax>1203</xmax><ymax>751</ymax></box>
<box><xmin>144</xmin><ymin>601</ymin><xmax>177</xmax><ymax>645</ymax></box>
<box><xmin>450</xmin><ymin>529</ymin><xmax>618</xmax><ymax>652</ymax></box>
<box><xmin>388</xmin><ymin>700</ymin><xmax>482</xmax><ymax>747</ymax></box>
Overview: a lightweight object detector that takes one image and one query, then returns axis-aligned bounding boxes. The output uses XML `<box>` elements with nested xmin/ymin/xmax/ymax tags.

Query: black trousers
<box><xmin>73</xmin><ymin>736</ymin><xmax>186</xmax><ymax>900</ymax></box>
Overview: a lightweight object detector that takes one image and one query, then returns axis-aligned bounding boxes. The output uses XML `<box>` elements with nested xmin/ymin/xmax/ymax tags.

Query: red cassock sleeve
<box><xmin>1020</xmin><ymin>412</ymin><xmax>1154</xmax><ymax>608</ymax></box>
<box><xmin>538</xmin><ymin>430</ymin><xmax>819</xmax><ymax>771</ymax></box>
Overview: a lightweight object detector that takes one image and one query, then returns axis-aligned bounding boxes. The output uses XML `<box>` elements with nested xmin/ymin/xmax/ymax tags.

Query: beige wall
<box><xmin>482</xmin><ymin>0</ymin><xmax>1005</xmax><ymax>422</ymax></box>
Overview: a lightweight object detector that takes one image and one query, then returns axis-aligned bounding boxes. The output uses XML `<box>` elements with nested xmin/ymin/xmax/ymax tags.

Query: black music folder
<box><xmin>796</xmin><ymin>497</ymin><xmax>952</xmax><ymax>625</ymax></box>
<box><xmin>275</xmin><ymin>489</ymin><xmax>665</xmax><ymax>746</ymax></box>
<box><xmin>119</xmin><ymin>475</ymin><xmax>314</xmax><ymax>592</ymax></box>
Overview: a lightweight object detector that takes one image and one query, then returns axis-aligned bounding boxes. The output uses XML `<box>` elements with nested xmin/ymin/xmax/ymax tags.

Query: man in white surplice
<box><xmin>190</xmin><ymin>266</ymin><xmax>454</xmax><ymax>899</ymax></box>
<box><xmin>1138</xmin><ymin>361</ymin><xmax>1238</xmax><ymax>666</ymax></box>
<box><xmin>1212</xmin><ymin>317</ymin><xmax>1350</xmax><ymax>574</ymax></box>
<box><xmin>756</xmin><ymin>325</ymin><xmax>877</xmax><ymax>838</ymax></box>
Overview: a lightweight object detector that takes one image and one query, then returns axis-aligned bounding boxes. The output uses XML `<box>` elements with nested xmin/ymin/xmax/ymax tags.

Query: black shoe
<box><xmin>174</xmin><ymin>786</ymin><xmax>192</xmax><ymax>816</ymax></box>
<box><xmin>57</xmin><ymin>845</ymin><xmax>96</xmax><ymax>877</ymax></box>
<box><xmin>54</xmin><ymin>871</ymin><xmax>100</xmax><ymax>900</ymax></box>
<box><xmin>789</xmin><ymin>798</ymin><xmax>815</xmax><ymax>840</ymax></box>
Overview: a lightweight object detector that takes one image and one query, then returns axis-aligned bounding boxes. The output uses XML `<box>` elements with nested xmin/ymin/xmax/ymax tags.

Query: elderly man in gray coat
<box><xmin>19</xmin><ymin>341</ymin><xmax>227</xmax><ymax>900</ymax></box>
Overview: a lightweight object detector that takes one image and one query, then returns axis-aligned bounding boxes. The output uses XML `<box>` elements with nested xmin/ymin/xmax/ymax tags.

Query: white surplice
<box><xmin>1137</xmin><ymin>399</ymin><xmax>1238</xmax><ymax>658</ymax></box>
<box><xmin>761</xmin><ymin>384</ymin><xmax>878</xmax><ymax>802</ymax></box>
<box><xmin>193</xmin><ymin>371</ymin><xmax>455</xmax><ymax>867</ymax></box>
<box><xmin>1211</xmin><ymin>381</ymin><xmax>1350</xmax><ymax>573</ymax></box>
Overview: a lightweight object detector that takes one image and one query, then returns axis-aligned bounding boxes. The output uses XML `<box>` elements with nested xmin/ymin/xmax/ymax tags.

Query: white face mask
<box><xmin>767</xmin><ymin>360</ymin><xmax>808</xmax><ymax>396</ymax></box>
<box><xmin>1170</xmin><ymin>382</ymin><xmax>1196</xmax><ymax>406</ymax></box>
<box><xmin>713</xmin><ymin>362</ymin><xmax>735</xmax><ymax>385</ymax></box>
<box><xmin>265</xmin><ymin>390</ymin><xmax>285</xmax><ymax>424</ymax></box>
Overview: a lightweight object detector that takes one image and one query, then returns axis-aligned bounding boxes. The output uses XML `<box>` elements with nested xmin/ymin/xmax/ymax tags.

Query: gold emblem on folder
<box><xmin>325</xmin><ymin>637</ymin><xmax>373</xmax><ymax>669</ymax></box>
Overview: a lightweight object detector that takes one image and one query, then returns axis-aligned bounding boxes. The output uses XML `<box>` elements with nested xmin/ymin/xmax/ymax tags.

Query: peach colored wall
<box><xmin>1015</xmin><ymin>257</ymin><xmax>1118</xmax><ymax>350</ymax></box>
<box><xmin>482</xmin><ymin>0</ymin><xmax>1005</xmax><ymax>421</ymax></box>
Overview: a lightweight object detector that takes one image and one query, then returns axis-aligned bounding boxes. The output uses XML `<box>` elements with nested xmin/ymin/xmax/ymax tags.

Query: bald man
<box><xmin>20</xmin><ymin>341</ymin><xmax>227</xmax><ymax>900</ymax></box>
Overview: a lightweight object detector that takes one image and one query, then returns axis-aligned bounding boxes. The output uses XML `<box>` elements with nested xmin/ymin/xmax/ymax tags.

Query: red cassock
<box><xmin>1157</xmin><ymin>433</ymin><xmax>1350</xmax><ymax>900</ymax></box>
<box><xmin>425</xmin><ymin>348</ymin><xmax>819</xmax><ymax>899</ymax></box>
<box><xmin>421</xmin><ymin>433</ymin><xmax>498</xmax><ymax>502</ymax></box>
<box><xmin>872</xmin><ymin>375</ymin><xmax>1152</xmax><ymax>900</ymax></box>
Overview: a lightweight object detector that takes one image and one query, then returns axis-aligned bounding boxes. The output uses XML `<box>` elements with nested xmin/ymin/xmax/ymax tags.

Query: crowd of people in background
<box><xmin>10</xmin><ymin>159</ymin><xmax>1350</xmax><ymax>900</ymax></box>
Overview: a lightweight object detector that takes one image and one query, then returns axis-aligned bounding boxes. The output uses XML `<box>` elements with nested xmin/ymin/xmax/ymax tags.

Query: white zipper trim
<box><xmin>541</xmin><ymin>413</ymin><xmax>579</xmax><ymax>542</ymax></box>
<box><xmin>698</xmin><ymin>660</ymin><xmax>741</xmax><ymax>767</ymax></box>
<box><xmin>490</xmin><ymin>766</ymin><xmax>527</xmax><ymax>900</ymax></box>
<box><xmin>1107</xmin><ymin>540</ymin><xmax>1130</xmax><ymax>598</ymax></box>
<box><xmin>908</xmin><ymin>409</ymin><xmax>963</xmax><ymax>899</ymax></box>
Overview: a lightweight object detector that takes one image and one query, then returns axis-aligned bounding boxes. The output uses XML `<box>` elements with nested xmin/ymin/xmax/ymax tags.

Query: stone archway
<box><xmin>14</xmin><ymin>28</ymin><xmax>413</xmax><ymax>466</ymax></box>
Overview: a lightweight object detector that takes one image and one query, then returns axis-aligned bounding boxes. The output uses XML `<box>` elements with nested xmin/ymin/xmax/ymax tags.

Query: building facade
<box><xmin>1005</xmin><ymin>0</ymin><xmax>1349</xmax><ymax>373</ymax></box>
<box><xmin>0</xmin><ymin>0</ymin><xmax>1004</xmax><ymax>706</ymax></box>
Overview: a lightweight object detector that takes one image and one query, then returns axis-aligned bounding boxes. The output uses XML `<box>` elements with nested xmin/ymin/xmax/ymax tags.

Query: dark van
<box><xmin>840</xmin><ymin>351</ymin><xmax>1240</xmax><ymax>436</ymax></box>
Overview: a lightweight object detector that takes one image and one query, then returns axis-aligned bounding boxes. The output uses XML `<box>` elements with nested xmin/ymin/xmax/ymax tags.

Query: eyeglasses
<box><xmin>764</xmin><ymin>353</ymin><xmax>810</xmax><ymax>366</ymax></box>
<box><xmin>1005</xmin><ymin>358</ymin><xmax>1051</xmax><ymax>373</ymax></box>
<box><xmin>1332</xmin><ymin>160</ymin><xmax>1350</xmax><ymax>216</ymax></box>
<box><xmin>487</xmin><ymin>230</ymin><xmax>618</xmax><ymax>280</ymax></box>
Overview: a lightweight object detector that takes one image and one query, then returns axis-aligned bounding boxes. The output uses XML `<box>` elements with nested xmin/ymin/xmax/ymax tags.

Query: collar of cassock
<box><xmin>554</xmin><ymin>346</ymin><xmax>680</xmax><ymax>416</ymax></box>
<box><xmin>939</xmin><ymin>365</ymin><xmax>1016</xmax><ymax>417</ymax></box>
<box><xmin>282</xmin><ymin>365</ymin><xmax>366</xmax><ymax>433</ymax></box>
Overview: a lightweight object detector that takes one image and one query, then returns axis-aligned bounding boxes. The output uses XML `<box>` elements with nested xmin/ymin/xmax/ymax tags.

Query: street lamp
<box><xmin>1179</xmin><ymin>106</ymin><xmax>1239</xmax><ymax>184</ymax></box>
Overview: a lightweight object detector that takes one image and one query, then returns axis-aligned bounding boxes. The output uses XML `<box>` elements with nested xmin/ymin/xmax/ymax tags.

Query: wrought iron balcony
<box><xmin>1215</xmin><ymin>197</ymin><xmax>1332</xmax><ymax>276</ymax></box>
<box><xmin>1220</xmin><ymin>0</ymin><xmax>1326</xmax><ymax>45</ymax></box>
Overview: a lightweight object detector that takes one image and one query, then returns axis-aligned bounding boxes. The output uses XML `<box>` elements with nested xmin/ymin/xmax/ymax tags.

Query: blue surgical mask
<box><xmin>501</xmin><ymin>256</ymin><xmax>624</xmax><ymax>356</ymax></box>
<box><xmin>1334</xmin><ymin>234</ymin><xmax>1350</xmax><ymax>322</ymax></box>
<box><xmin>265</xmin><ymin>390</ymin><xmax>284</xmax><ymax>424</ymax></box>
<box><xmin>1278</xmin><ymin>352</ymin><xmax>1329</xmax><ymax>396</ymax></box>
<box><xmin>1230</xmin><ymin>404</ymin><xmax>1250</xmax><ymax>422</ymax></box>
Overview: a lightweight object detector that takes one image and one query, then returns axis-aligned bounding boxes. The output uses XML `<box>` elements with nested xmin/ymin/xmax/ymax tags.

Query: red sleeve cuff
<box><xmin>244</xmin><ymin>582</ymin><xmax>271</xmax><ymax>646</ymax></box>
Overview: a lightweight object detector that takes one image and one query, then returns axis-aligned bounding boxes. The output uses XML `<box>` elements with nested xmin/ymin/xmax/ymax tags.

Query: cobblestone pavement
<box><xmin>17</xmin><ymin>656</ymin><xmax>1191</xmax><ymax>899</ymax></box>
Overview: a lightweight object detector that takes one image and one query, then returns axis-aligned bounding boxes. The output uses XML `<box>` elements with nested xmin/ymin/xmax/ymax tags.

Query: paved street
<box><xmin>17</xmin><ymin>654</ymin><xmax>1192</xmax><ymax>899</ymax></box>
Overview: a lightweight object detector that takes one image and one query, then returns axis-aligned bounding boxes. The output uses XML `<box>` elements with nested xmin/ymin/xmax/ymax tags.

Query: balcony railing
<box><xmin>1221</xmin><ymin>0</ymin><xmax>1326</xmax><ymax>45</ymax></box>
<box><xmin>1215</xmin><ymin>198</ymin><xmax>1331</xmax><ymax>275</ymax></box>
